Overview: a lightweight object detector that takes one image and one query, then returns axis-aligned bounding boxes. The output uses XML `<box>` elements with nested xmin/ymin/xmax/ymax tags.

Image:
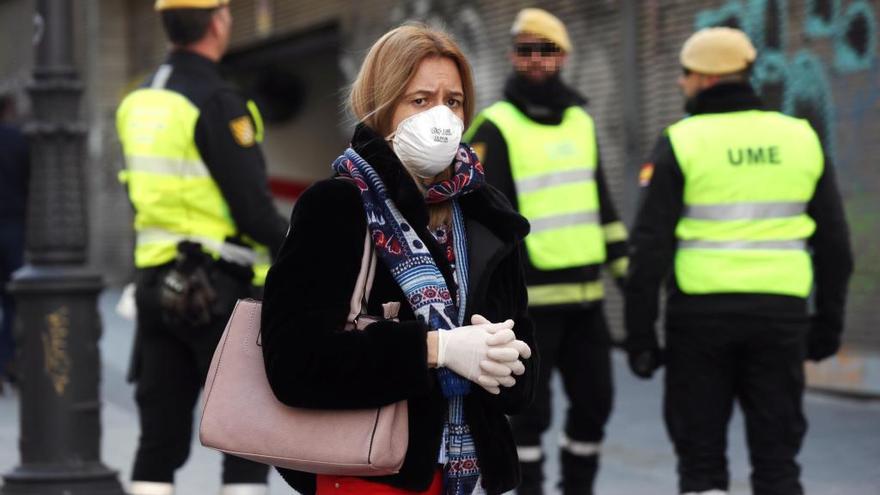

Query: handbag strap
<box><xmin>255</xmin><ymin>227</ymin><xmax>374</xmax><ymax>344</ymax></box>
<box><xmin>257</xmin><ymin>178</ymin><xmax>376</xmax><ymax>345</ymax></box>
<box><xmin>336</xmin><ymin>176</ymin><xmax>377</xmax><ymax>328</ymax></box>
<box><xmin>347</xmin><ymin>230</ymin><xmax>376</xmax><ymax>327</ymax></box>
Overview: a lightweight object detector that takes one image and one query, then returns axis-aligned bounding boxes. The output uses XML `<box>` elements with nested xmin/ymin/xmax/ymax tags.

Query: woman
<box><xmin>261</xmin><ymin>24</ymin><xmax>537</xmax><ymax>495</ymax></box>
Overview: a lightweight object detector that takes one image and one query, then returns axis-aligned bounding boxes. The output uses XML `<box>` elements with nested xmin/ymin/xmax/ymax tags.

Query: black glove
<box><xmin>807</xmin><ymin>315</ymin><xmax>842</xmax><ymax>362</ymax></box>
<box><xmin>627</xmin><ymin>347</ymin><xmax>663</xmax><ymax>379</ymax></box>
<box><xmin>625</xmin><ymin>328</ymin><xmax>662</xmax><ymax>379</ymax></box>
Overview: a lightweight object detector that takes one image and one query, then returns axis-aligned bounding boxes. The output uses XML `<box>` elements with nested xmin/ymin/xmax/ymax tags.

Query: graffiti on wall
<box><xmin>694</xmin><ymin>0</ymin><xmax>877</xmax><ymax>163</ymax></box>
<box><xmin>698</xmin><ymin>1</ymin><xmax>880</xmax><ymax>343</ymax></box>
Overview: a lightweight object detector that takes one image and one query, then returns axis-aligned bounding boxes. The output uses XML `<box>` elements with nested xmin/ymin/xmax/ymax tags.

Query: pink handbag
<box><xmin>199</xmin><ymin>233</ymin><xmax>408</xmax><ymax>475</ymax></box>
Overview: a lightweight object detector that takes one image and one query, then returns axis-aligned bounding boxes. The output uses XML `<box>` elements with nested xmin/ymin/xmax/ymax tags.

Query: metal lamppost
<box><xmin>1</xmin><ymin>1</ymin><xmax>125</xmax><ymax>494</ymax></box>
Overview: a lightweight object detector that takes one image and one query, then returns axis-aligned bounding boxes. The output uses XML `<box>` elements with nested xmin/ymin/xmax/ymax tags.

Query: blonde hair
<box><xmin>350</xmin><ymin>24</ymin><xmax>474</xmax><ymax>229</ymax></box>
<box><xmin>349</xmin><ymin>23</ymin><xmax>476</xmax><ymax>137</ymax></box>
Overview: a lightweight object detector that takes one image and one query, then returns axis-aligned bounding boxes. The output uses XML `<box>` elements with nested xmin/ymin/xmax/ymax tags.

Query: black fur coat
<box><xmin>260</xmin><ymin>124</ymin><xmax>537</xmax><ymax>494</ymax></box>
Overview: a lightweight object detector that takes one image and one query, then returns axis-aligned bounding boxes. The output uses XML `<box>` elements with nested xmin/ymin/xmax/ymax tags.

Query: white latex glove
<box><xmin>471</xmin><ymin>314</ymin><xmax>532</xmax><ymax>388</ymax></box>
<box><xmin>437</xmin><ymin>321</ymin><xmax>516</xmax><ymax>394</ymax></box>
<box><xmin>472</xmin><ymin>314</ymin><xmax>532</xmax><ymax>361</ymax></box>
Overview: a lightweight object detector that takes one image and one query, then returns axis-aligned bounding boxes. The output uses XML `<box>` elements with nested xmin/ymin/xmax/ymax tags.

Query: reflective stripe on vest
<box><xmin>515</xmin><ymin>168</ymin><xmax>594</xmax><ymax>194</ymax></box>
<box><xmin>528</xmin><ymin>281</ymin><xmax>604</xmax><ymax>307</ymax></box>
<box><xmin>684</xmin><ymin>201</ymin><xmax>806</xmax><ymax>221</ymax></box>
<box><xmin>530</xmin><ymin>211</ymin><xmax>600</xmax><ymax>233</ymax></box>
<box><xmin>117</xmin><ymin>84</ymin><xmax>272</xmax><ymax>286</ymax></box>
<box><xmin>678</xmin><ymin>239</ymin><xmax>807</xmax><ymax>250</ymax></box>
<box><xmin>472</xmin><ymin>101</ymin><xmax>604</xmax><ymax>271</ymax></box>
<box><xmin>136</xmin><ymin>228</ymin><xmax>266</xmax><ymax>267</ymax></box>
<box><xmin>668</xmin><ymin>110</ymin><xmax>823</xmax><ymax>297</ymax></box>
<box><xmin>124</xmin><ymin>156</ymin><xmax>211</xmax><ymax>177</ymax></box>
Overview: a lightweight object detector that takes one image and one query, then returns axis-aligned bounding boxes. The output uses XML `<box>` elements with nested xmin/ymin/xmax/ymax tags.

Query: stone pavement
<box><xmin>1</xmin><ymin>289</ymin><xmax>879</xmax><ymax>494</ymax></box>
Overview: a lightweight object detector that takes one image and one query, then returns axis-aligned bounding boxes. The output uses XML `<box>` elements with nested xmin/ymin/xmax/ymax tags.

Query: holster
<box><xmin>158</xmin><ymin>241</ymin><xmax>219</xmax><ymax>328</ymax></box>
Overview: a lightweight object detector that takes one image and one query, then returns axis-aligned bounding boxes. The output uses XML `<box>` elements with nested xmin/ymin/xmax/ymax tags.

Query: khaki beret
<box><xmin>155</xmin><ymin>0</ymin><xmax>229</xmax><ymax>11</ymax></box>
<box><xmin>680</xmin><ymin>27</ymin><xmax>757</xmax><ymax>75</ymax></box>
<box><xmin>511</xmin><ymin>8</ymin><xmax>572</xmax><ymax>53</ymax></box>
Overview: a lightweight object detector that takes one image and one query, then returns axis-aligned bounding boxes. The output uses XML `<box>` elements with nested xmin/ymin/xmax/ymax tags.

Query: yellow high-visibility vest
<box><xmin>470</xmin><ymin>101</ymin><xmax>603</xmax><ymax>269</ymax></box>
<box><xmin>668</xmin><ymin>110</ymin><xmax>823</xmax><ymax>297</ymax></box>
<box><xmin>467</xmin><ymin>101</ymin><xmax>607</xmax><ymax>305</ymax></box>
<box><xmin>117</xmin><ymin>86</ymin><xmax>271</xmax><ymax>285</ymax></box>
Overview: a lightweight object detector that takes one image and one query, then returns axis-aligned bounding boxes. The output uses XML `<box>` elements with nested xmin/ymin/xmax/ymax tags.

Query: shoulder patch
<box><xmin>470</xmin><ymin>142</ymin><xmax>486</xmax><ymax>161</ymax></box>
<box><xmin>639</xmin><ymin>163</ymin><xmax>655</xmax><ymax>187</ymax></box>
<box><xmin>229</xmin><ymin>115</ymin><xmax>255</xmax><ymax>147</ymax></box>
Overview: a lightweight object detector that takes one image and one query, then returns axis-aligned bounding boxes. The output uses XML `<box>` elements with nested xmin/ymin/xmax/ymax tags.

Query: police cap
<box><xmin>511</xmin><ymin>8</ymin><xmax>572</xmax><ymax>53</ymax></box>
<box><xmin>155</xmin><ymin>0</ymin><xmax>229</xmax><ymax>11</ymax></box>
<box><xmin>680</xmin><ymin>27</ymin><xmax>757</xmax><ymax>75</ymax></box>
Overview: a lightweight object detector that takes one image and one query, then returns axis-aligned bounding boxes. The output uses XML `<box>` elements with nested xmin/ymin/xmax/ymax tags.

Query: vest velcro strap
<box><xmin>136</xmin><ymin>229</ymin><xmax>257</xmax><ymax>266</ymax></box>
<box><xmin>530</xmin><ymin>211</ymin><xmax>599</xmax><ymax>233</ymax></box>
<box><xmin>684</xmin><ymin>201</ymin><xmax>807</xmax><ymax>221</ymax></box>
<box><xmin>678</xmin><ymin>239</ymin><xmax>807</xmax><ymax>250</ymax></box>
<box><xmin>609</xmin><ymin>256</ymin><xmax>629</xmax><ymax>278</ymax></box>
<box><xmin>127</xmin><ymin>155</ymin><xmax>211</xmax><ymax>177</ymax></box>
<box><xmin>528</xmin><ymin>280</ymin><xmax>604</xmax><ymax>306</ymax></box>
<box><xmin>515</xmin><ymin>168</ymin><xmax>595</xmax><ymax>194</ymax></box>
<box><xmin>602</xmin><ymin>221</ymin><xmax>628</xmax><ymax>242</ymax></box>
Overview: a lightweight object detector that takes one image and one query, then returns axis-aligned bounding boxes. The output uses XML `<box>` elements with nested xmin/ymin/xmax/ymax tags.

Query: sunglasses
<box><xmin>514</xmin><ymin>42</ymin><xmax>562</xmax><ymax>57</ymax></box>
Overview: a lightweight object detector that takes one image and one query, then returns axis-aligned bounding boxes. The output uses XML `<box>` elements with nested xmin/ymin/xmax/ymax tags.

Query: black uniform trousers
<box><xmin>131</xmin><ymin>265</ymin><xmax>269</xmax><ymax>484</ymax></box>
<box><xmin>511</xmin><ymin>305</ymin><xmax>614</xmax><ymax>495</ymax></box>
<box><xmin>665</xmin><ymin>315</ymin><xmax>808</xmax><ymax>495</ymax></box>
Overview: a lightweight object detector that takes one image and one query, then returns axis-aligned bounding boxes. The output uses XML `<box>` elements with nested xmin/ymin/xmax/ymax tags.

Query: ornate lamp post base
<box><xmin>1</xmin><ymin>466</ymin><xmax>124</xmax><ymax>495</ymax></box>
<box><xmin>1</xmin><ymin>267</ymin><xmax>125</xmax><ymax>495</ymax></box>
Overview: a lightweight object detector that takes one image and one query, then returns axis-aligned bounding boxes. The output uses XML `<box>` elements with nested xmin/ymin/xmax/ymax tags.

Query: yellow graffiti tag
<box><xmin>42</xmin><ymin>306</ymin><xmax>72</xmax><ymax>396</ymax></box>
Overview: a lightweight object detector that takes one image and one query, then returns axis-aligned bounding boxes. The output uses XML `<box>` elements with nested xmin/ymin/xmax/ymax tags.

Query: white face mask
<box><xmin>387</xmin><ymin>104</ymin><xmax>464</xmax><ymax>179</ymax></box>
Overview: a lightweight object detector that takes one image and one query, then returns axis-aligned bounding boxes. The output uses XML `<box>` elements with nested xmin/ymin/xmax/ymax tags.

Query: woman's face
<box><xmin>389</xmin><ymin>55</ymin><xmax>465</xmax><ymax>135</ymax></box>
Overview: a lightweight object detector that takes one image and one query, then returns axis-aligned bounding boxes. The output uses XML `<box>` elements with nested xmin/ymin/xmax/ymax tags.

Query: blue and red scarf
<box><xmin>332</xmin><ymin>143</ymin><xmax>486</xmax><ymax>494</ymax></box>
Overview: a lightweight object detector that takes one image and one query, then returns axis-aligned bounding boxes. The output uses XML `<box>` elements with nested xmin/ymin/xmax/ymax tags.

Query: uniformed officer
<box><xmin>465</xmin><ymin>8</ymin><xmax>628</xmax><ymax>495</ymax></box>
<box><xmin>116</xmin><ymin>1</ymin><xmax>288</xmax><ymax>494</ymax></box>
<box><xmin>625</xmin><ymin>27</ymin><xmax>853</xmax><ymax>495</ymax></box>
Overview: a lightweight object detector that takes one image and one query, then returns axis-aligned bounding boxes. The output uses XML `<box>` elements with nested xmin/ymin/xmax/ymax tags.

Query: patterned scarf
<box><xmin>332</xmin><ymin>144</ymin><xmax>486</xmax><ymax>494</ymax></box>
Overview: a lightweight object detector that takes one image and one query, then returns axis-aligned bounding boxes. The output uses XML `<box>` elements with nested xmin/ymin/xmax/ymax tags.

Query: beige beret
<box><xmin>511</xmin><ymin>8</ymin><xmax>572</xmax><ymax>53</ymax></box>
<box><xmin>680</xmin><ymin>27</ymin><xmax>757</xmax><ymax>75</ymax></box>
<box><xmin>155</xmin><ymin>0</ymin><xmax>229</xmax><ymax>11</ymax></box>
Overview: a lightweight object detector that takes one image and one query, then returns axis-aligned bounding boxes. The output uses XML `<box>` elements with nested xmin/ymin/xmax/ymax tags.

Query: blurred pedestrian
<box><xmin>115</xmin><ymin>0</ymin><xmax>287</xmax><ymax>494</ymax></box>
<box><xmin>0</xmin><ymin>94</ymin><xmax>29</xmax><ymax>394</ymax></box>
<box><xmin>260</xmin><ymin>23</ymin><xmax>536</xmax><ymax>495</ymax></box>
<box><xmin>465</xmin><ymin>8</ymin><xmax>628</xmax><ymax>495</ymax></box>
<box><xmin>625</xmin><ymin>27</ymin><xmax>853</xmax><ymax>495</ymax></box>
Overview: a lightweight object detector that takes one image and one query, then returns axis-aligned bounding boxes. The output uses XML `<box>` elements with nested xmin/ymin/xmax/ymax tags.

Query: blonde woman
<box><xmin>260</xmin><ymin>24</ymin><xmax>537</xmax><ymax>495</ymax></box>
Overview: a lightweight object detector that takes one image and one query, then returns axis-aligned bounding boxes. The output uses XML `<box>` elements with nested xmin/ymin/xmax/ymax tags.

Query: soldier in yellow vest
<box><xmin>116</xmin><ymin>1</ymin><xmax>287</xmax><ymax>494</ymax></box>
<box><xmin>625</xmin><ymin>28</ymin><xmax>853</xmax><ymax>495</ymax></box>
<box><xmin>465</xmin><ymin>9</ymin><xmax>628</xmax><ymax>495</ymax></box>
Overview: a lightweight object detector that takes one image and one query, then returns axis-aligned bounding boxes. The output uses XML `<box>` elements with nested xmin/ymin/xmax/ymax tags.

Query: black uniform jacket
<box><xmin>141</xmin><ymin>50</ymin><xmax>287</xmax><ymax>256</ymax></box>
<box><xmin>625</xmin><ymin>83</ymin><xmax>854</xmax><ymax>351</ymax></box>
<box><xmin>467</xmin><ymin>74</ymin><xmax>627</xmax><ymax>307</ymax></box>
<box><xmin>260</xmin><ymin>124</ymin><xmax>538</xmax><ymax>495</ymax></box>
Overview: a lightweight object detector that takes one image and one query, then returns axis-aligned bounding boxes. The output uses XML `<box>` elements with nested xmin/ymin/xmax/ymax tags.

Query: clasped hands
<box><xmin>436</xmin><ymin>314</ymin><xmax>532</xmax><ymax>395</ymax></box>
